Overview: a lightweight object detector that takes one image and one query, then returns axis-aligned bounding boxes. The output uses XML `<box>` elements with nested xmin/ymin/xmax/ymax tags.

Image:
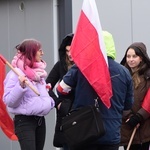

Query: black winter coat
<box><xmin>46</xmin><ymin>33</ymin><xmax>74</xmax><ymax>147</ymax></box>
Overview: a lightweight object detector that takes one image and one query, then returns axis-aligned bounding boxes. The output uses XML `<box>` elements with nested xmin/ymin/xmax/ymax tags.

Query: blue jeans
<box><xmin>14</xmin><ymin>115</ymin><xmax>46</xmax><ymax>150</ymax></box>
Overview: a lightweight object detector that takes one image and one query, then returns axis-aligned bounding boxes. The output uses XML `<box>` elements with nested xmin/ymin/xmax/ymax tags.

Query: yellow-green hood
<box><xmin>102</xmin><ymin>31</ymin><xmax>116</xmax><ymax>60</ymax></box>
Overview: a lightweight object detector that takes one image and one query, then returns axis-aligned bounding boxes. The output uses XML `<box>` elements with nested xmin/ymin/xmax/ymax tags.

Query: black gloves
<box><xmin>48</xmin><ymin>90</ymin><xmax>62</xmax><ymax>107</ymax></box>
<box><xmin>126</xmin><ymin>113</ymin><xmax>143</xmax><ymax>128</ymax></box>
<box><xmin>58</xmin><ymin>99</ymin><xmax>72</xmax><ymax>117</ymax></box>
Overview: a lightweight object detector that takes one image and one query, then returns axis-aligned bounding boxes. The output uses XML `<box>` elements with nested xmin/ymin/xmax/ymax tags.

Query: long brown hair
<box><xmin>123</xmin><ymin>45</ymin><xmax>149</xmax><ymax>88</ymax></box>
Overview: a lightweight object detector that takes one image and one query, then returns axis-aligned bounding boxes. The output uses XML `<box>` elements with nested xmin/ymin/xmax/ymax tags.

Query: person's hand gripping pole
<box><xmin>0</xmin><ymin>54</ymin><xmax>40</xmax><ymax>96</ymax></box>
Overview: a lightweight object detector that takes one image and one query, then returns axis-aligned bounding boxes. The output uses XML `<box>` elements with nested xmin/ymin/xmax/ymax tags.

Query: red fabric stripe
<box><xmin>57</xmin><ymin>84</ymin><xmax>69</xmax><ymax>95</ymax></box>
<box><xmin>71</xmin><ymin>9</ymin><xmax>112</xmax><ymax>108</ymax></box>
<box><xmin>0</xmin><ymin>59</ymin><xmax>18</xmax><ymax>140</ymax></box>
<box><xmin>142</xmin><ymin>88</ymin><xmax>150</xmax><ymax>113</ymax></box>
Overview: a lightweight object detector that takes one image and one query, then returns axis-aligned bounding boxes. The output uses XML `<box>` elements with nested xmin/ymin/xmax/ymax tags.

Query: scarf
<box><xmin>11</xmin><ymin>53</ymin><xmax>47</xmax><ymax>82</ymax></box>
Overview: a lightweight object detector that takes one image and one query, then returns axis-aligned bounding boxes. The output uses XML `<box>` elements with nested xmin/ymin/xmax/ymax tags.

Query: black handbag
<box><xmin>60</xmin><ymin>99</ymin><xmax>105</xmax><ymax>148</ymax></box>
<box><xmin>53</xmin><ymin>98</ymin><xmax>73</xmax><ymax>147</ymax></box>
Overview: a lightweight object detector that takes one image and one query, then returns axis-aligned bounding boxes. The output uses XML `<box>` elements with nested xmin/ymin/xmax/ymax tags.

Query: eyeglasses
<box><xmin>15</xmin><ymin>44</ymin><xmax>20</xmax><ymax>50</ymax></box>
<box><xmin>39</xmin><ymin>49</ymin><xmax>43</xmax><ymax>53</ymax></box>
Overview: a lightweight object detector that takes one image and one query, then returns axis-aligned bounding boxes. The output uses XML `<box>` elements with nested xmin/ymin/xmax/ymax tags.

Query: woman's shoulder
<box><xmin>6</xmin><ymin>68</ymin><xmax>24</xmax><ymax>78</ymax></box>
<box><xmin>52</xmin><ymin>60</ymin><xmax>62</xmax><ymax>68</ymax></box>
<box><xmin>10</xmin><ymin>68</ymin><xmax>25</xmax><ymax>75</ymax></box>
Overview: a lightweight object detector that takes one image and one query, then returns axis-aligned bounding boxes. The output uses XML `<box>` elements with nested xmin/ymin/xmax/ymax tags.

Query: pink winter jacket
<box><xmin>3</xmin><ymin>68</ymin><xmax>55</xmax><ymax>116</ymax></box>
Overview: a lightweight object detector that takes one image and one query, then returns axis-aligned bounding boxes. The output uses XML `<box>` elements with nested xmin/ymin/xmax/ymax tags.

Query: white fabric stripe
<box><xmin>82</xmin><ymin>0</ymin><xmax>108</xmax><ymax>65</ymax></box>
<box><xmin>59</xmin><ymin>80</ymin><xmax>72</xmax><ymax>93</ymax></box>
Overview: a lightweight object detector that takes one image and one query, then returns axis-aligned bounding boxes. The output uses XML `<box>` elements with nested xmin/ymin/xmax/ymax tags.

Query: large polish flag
<box><xmin>71</xmin><ymin>0</ymin><xmax>112</xmax><ymax>108</ymax></box>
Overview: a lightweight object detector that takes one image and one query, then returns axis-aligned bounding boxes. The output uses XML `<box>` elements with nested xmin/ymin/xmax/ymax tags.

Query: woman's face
<box><xmin>35</xmin><ymin>49</ymin><xmax>44</xmax><ymax>62</ymax></box>
<box><xmin>66</xmin><ymin>46</ymin><xmax>73</xmax><ymax>62</ymax></box>
<box><xmin>126</xmin><ymin>48</ymin><xmax>142</xmax><ymax>71</ymax></box>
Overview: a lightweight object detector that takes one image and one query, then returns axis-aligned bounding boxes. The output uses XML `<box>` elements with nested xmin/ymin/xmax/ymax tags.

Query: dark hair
<box><xmin>124</xmin><ymin>46</ymin><xmax>149</xmax><ymax>75</ymax></box>
<box><xmin>59</xmin><ymin>33</ymin><xmax>74</xmax><ymax>60</ymax></box>
<box><xmin>123</xmin><ymin>46</ymin><xmax>149</xmax><ymax>88</ymax></box>
<box><xmin>121</xmin><ymin>42</ymin><xmax>150</xmax><ymax>88</ymax></box>
<box><xmin>16</xmin><ymin>39</ymin><xmax>41</xmax><ymax>68</ymax></box>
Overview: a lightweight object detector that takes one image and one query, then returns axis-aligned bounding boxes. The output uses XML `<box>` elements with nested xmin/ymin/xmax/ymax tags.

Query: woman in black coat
<box><xmin>46</xmin><ymin>33</ymin><xmax>74</xmax><ymax>150</ymax></box>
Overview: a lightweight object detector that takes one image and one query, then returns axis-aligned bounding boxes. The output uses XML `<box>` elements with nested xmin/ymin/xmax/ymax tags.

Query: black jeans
<box><xmin>14</xmin><ymin>115</ymin><xmax>46</xmax><ymax>150</ymax></box>
<box><xmin>70</xmin><ymin>143</ymin><xmax>120</xmax><ymax>150</ymax></box>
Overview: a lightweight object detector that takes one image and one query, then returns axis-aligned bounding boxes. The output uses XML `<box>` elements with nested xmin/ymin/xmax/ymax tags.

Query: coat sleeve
<box><xmin>57</xmin><ymin>65</ymin><xmax>78</xmax><ymax>96</ymax></box>
<box><xmin>46</xmin><ymin>61</ymin><xmax>64</xmax><ymax>107</ymax></box>
<box><xmin>3</xmin><ymin>70</ymin><xmax>27</xmax><ymax>108</ymax></box>
<box><xmin>123</xmin><ymin>72</ymin><xmax>134</xmax><ymax>111</ymax></box>
<box><xmin>46</xmin><ymin>61</ymin><xmax>61</xmax><ymax>89</ymax></box>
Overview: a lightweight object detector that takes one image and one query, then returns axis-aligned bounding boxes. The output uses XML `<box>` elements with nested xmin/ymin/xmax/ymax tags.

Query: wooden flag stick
<box><xmin>0</xmin><ymin>54</ymin><xmax>40</xmax><ymax>96</ymax></box>
<box><xmin>126</xmin><ymin>124</ymin><xmax>140</xmax><ymax>150</ymax></box>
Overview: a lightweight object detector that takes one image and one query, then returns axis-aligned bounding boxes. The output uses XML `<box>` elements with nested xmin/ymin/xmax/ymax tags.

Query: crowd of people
<box><xmin>2</xmin><ymin>31</ymin><xmax>150</xmax><ymax>150</ymax></box>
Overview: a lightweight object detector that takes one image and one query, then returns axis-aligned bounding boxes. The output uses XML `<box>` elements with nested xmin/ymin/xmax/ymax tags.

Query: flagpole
<box><xmin>126</xmin><ymin>124</ymin><xmax>140</xmax><ymax>150</ymax></box>
<box><xmin>0</xmin><ymin>54</ymin><xmax>40</xmax><ymax>96</ymax></box>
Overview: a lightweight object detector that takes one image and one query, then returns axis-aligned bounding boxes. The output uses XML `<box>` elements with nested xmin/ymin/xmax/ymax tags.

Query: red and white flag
<box><xmin>71</xmin><ymin>0</ymin><xmax>112</xmax><ymax>108</ymax></box>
